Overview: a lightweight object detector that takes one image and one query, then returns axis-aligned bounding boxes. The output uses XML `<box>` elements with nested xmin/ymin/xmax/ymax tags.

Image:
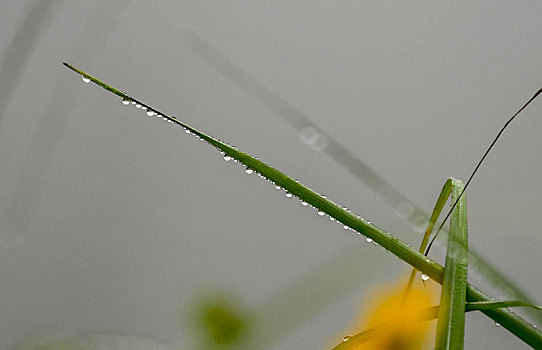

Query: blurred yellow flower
<box><xmin>335</xmin><ymin>275</ymin><xmax>439</xmax><ymax>350</ymax></box>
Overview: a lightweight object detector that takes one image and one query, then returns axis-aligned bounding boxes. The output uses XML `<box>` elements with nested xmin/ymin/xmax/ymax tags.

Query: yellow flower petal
<box><xmin>338</xmin><ymin>274</ymin><xmax>439</xmax><ymax>350</ymax></box>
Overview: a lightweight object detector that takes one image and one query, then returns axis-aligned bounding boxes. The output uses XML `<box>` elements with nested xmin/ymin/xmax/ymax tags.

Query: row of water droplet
<box><xmin>82</xmin><ymin>76</ymin><xmax>431</xmax><ymax>282</ymax></box>
<box><xmin>83</xmin><ymin>75</ymin><xmax>429</xmax><ymax>235</ymax></box>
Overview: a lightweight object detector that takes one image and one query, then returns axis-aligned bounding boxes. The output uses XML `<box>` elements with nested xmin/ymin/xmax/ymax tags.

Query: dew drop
<box><xmin>245</xmin><ymin>168</ymin><xmax>254</xmax><ymax>175</ymax></box>
<box><xmin>366</xmin><ymin>238</ymin><xmax>373</xmax><ymax>243</ymax></box>
<box><xmin>223</xmin><ymin>155</ymin><xmax>232</xmax><ymax>161</ymax></box>
<box><xmin>495</xmin><ymin>323</ymin><xmax>501</xmax><ymax>327</ymax></box>
<box><xmin>122</xmin><ymin>99</ymin><xmax>130</xmax><ymax>105</ymax></box>
<box><xmin>141</xmin><ymin>106</ymin><xmax>147</xmax><ymax>110</ymax></box>
<box><xmin>82</xmin><ymin>76</ymin><xmax>90</xmax><ymax>83</ymax></box>
<box><xmin>131</xmin><ymin>101</ymin><xmax>136</xmax><ymax>105</ymax></box>
<box><xmin>185</xmin><ymin>129</ymin><xmax>191</xmax><ymax>134</ymax></box>
<box><xmin>421</xmin><ymin>274</ymin><xmax>429</xmax><ymax>281</ymax></box>
<box><xmin>343</xmin><ymin>336</ymin><xmax>351</xmax><ymax>342</ymax></box>
<box><xmin>329</xmin><ymin>217</ymin><xmax>335</xmax><ymax>221</ymax></box>
<box><xmin>275</xmin><ymin>185</ymin><xmax>281</xmax><ymax>190</ymax></box>
<box><xmin>317</xmin><ymin>211</ymin><xmax>325</xmax><ymax>216</ymax></box>
<box><xmin>301</xmin><ymin>201</ymin><xmax>308</xmax><ymax>206</ymax></box>
<box><xmin>146</xmin><ymin>110</ymin><xmax>155</xmax><ymax>116</ymax></box>
<box><xmin>285</xmin><ymin>193</ymin><xmax>293</xmax><ymax>198</ymax></box>
<box><xmin>298</xmin><ymin>126</ymin><xmax>329</xmax><ymax>151</ymax></box>
<box><xmin>135</xmin><ymin>104</ymin><xmax>142</xmax><ymax>109</ymax></box>
<box><xmin>344</xmin><ymin>225</ymin><xmax>350</xmax><ymax>230</ymax></box>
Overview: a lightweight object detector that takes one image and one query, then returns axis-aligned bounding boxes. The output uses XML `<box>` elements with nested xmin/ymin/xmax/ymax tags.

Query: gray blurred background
<box><xmin>1</xmin><ymin>1</ymin><xmax>541</xmax><ymax>349</ymax></box>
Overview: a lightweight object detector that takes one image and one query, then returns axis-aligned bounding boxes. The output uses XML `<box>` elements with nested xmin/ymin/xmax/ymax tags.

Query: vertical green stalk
<box><xmin>436</xmin><ymin>178</ymin><xmax>468</xmax><ymax>349</ymax></box>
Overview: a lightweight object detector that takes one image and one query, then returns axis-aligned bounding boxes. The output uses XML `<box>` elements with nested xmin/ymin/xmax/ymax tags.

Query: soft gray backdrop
<box><xmin>1</xmin><ymin>1</ymin><xmax>541</xmax><ymax>349</ymax></box>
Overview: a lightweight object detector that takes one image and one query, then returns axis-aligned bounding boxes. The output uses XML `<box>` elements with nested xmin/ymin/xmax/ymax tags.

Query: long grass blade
<box><xmin>405</xmin><ymin>180</ymin><xmax>452</xmax><ymax>295</ymax></box>
<box><xmin>62</xmin><ymin>63</ymin><xmax>542</xmax><ymax>348</ymax></box>
<box><xmin>466</xmin><ymin>301</ymin><xmax>542</xmax><ymax>312</ymax></box>
<box><xmin>435</xmin><ymin>179</ymin><xmax>468</xmax><ymax>349</ymax></box>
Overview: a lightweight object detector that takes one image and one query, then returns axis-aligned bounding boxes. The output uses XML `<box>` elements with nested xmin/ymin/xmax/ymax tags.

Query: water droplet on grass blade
<box><xmin>366</xmin><ymin>238</ymin><xmax>373</xmax><ymax>243</ymax></box>
<box><xmin>223</xmin><ymin>155</ymin><xmax>232</xmax><ymax>161</ymax></box>
<box><xmin>285</xmin><ymin>193</ymin><xmax>293</xmax><ymax>198</ymax></box>
<box><xmin>146</xmin><ymin>110</ymin><xmax>155</xmax><ymax>116</ymax></box>
<box><xmin>301</xmin><ymin>201</ymin><xmax>308</xmax><ymax>206</ymax></box>
<box><xmin>82</xmin><ymin>76</ymin><xmax>90</xmax><ymax>83</ymax></box>
<box><xmin>317</xmin><ymin>211</ymin><xmax>325</xmax><ymax>216</ymax></box>
<box><xmin>421</xmin><ymin>274</ymin><xmax>429</xmax><ymax>281</ymax></box>
<box><xmin>343</xmin><ymin>336</ymin><xmax>351</xmax><ymax>342</ymax></box>
<box><xmin>245</xmin><ymin>168</ymin><xmax>254</xmax><ymax>175</ymax></box>
<box><xmin>122</xmin><ymin>99</ymin><xmax>130</xmax><ymax>105</ymax></box>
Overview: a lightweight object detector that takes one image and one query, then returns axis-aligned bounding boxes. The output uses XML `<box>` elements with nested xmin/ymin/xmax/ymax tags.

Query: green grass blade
<box><xmin>418</xmin><ymin>180</ymin><xmax>453</xmax><ymax>255</ymax></box>
<box><xmin>435</xmin><ymin>179</ymin><xmax>468</xmax><ymax>349</ymax></box>
<box><xmin>62</xmin><ymin>63</ymin><xmax>542</xmax><ymax>348</ymax></box>
<box><xmin>405</xmin><ymin>180</ymin><xmax>452</xmax><ymax>294</ymax></box>
<box><xmin>466</xmin><ymin>301</ymin><xmax>542</xmax><ymax>312</ymax></box>
<box><xmin>467</xmin><ymin>285</ymin><xmax>541</xmax><ymax>348</ymax></box>
<box><xmin>62</xmin><ymin>62</ymin><xmax>443</xmax><ymax>280</ymax></box>
<box><xmin>467</xmin><ymin>251</ymin><xmax>541</xmax><ymax>323</ymax></box>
